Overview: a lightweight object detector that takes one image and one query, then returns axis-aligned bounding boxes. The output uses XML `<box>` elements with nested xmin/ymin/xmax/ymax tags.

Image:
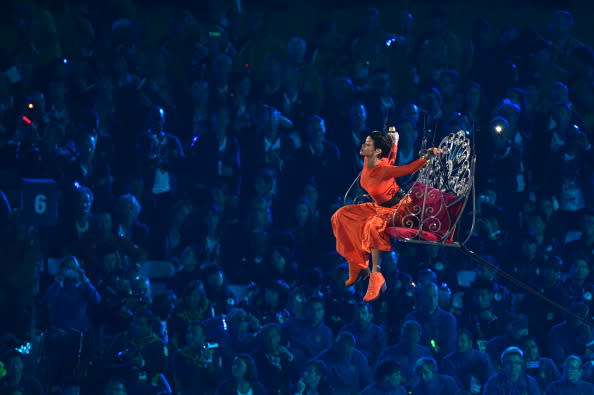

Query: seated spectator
<box><xmin>0</xmin><ymin>349</ymin><xmax>43</xmax><ymax>395</ymax></box>
<box><xmin>169</xmin><ymin>280</ymin><xmax>210</xmax><ymax>349</ymax></box>
<box><xmin>106</xmin><ymin>309</ymin><xmax>170</xmax><ymax>395</ymax></box>
<box><xmin>285</xmin><ymin>115</ymin><xmax>341</xmax><ymax>209</ymax></box>
<box><xmin>521</xmin><ymin>336</ymin><xmax>561</xmax><ymax>393</ymax></box>
<box><xmin>44</xmin><ymin>255</ymin><xmax>101</xmax><ymax>332</ymax></box>
<box><xmin>188</xmin><ymin>106</ymin><xmax>240</xmax><ymax>193</ymax></box>
<box><xmin>291</xmin><ymin>359</ymin><xmax>334</xmax><ymax>395</ymax></box>
<box><xmin>215</xmin><ymin>353</ymin><xmax>267</xmax><ymax>395</ymax></box>
<box><xmin>323</xmin><ymin>261</ymin><xmax>361</xmax><ymax>334</ymax></box>
<box><xmin>461</xmin><ymin>279</ymin><xmax>507</xmax><ymax>342</ymax></box>
<box><xmin>150</xmin><ymin>290</ymin><xmax>177</xmax><ymax>344</ymax></box>
<box><xmin>247</xmin><ymin>280</ymin><xmax>292</xmax><ymax>326</ymax></box>
<box><xmin>167</xmin><ymin>245</ymin><xmax>201</xmax><ymax>296</ymax></box>
<box><xmin>317</xmin><ymin>331</ymin><xmax>372</xmax><ymax>395</ymax></box>
<box><xmin>53</xmin><ymin>182</ymin><xmax>98</xmax><ymax>258</ymax></box>
<box><xmin>562</xmin><ymin>256</ymin><xmax>594</xmax><ymax>312</ymax></box>
<box><xmin>403</xmin><ymin>281</ymin><xmax>458</xmax><ymax>358</ymax></box>
<box><xmin>171</xmin><ymin>321</ymin><xmax>223</xmax><ymax>395</ymax></box>
<box><xmin>149</xmin><ymin>199</ymin><xmax>193</xmax><ymax>259</ymax></box>
<box><xmin>264</xmin><ymin>245</ymin><xmax>300</xmax><ymax>287</ymax></box>
<box><xmin>520</xmin><ymin>255</ymin><xmax>567</xmax><ymax>345</ymax></box>
<box><xmin>411</xmin><ymin>357</ymin><xmax>460</xmax><ymax>395</ymax></box>
<box><xmin>103</xmin><ymin>376</ymin><xmax>129</xmax><ymax>395</ymax></box>
<box><xmin>43</xmin><ymin>255</ymin><xmax>101</xmax><ymax>388</ymax></box>
<box><xmin>545</xmin><ymin>355</ymin><xmax>594</xmax><ymax>395</ymax></box>
<box><xmin>486</xmin><ymin>314</ymin><xmax>530</xmax><ymax>367</ymax></box>
<box><xmin>202</xmin><ymin>264</ymin><xmax>237</xmax><ymax>315</ymax></box>
<box><xmin>225</xmin><ymin>308</ymin><xmax>261</xmax><ymax>354</ymax></box>
<box><xmin>282</xmin><ymin>296</ymin><xmax>333</xmax><ymax>367</ymax></box>
<box><xmin>483</xmin><ymin>347</ymin><xmax>541</xmax><ymax>395</ymax></box>
<box><xmin>113</xmin><ymin>193</ymin><xmax>150</xmax><ymax>256</ymax></box>
<box><xmin>547</xmin><ymin>302</ymin><xmax>593</xmax><ymax>367</ymax></box>
<box><xmin>377</xmin><ymin>320</ymin><xmax>432</xmax><ymax>390</ymax></box>
<box><xmin>253</xmin><ymin>323</ymin><xmax>297</xmax><ymax>394</ymax></box>
<box><xmin>281</xmin><ymin>197</ymin><xmax>320</xmax><ymax>263</ymax></box>
<box><xmin>470</xmin><ymin>256</ymin><xmax>512</xmax><ymax>314</ymax></box>
<box><xmin>563</xmin><ymin>208</ymin><xmax>594</xmax><ymax>264</ymax></box>
<box><xmin>441</xmin><ymin>329</ymin><xmax>494</xmax><ymax>394</ymax></box>
<box><xmin>340</xmin><ymin>301</ymin><xmax>388</xmax><ymax>367</ymax></box>
<box><xmin>361</xmin><ymin>360</ymin><xmax>407</xmax><ymax>395</ymax></box>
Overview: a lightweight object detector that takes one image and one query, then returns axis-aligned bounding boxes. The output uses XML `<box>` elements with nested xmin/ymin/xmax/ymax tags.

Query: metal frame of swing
<box><xmin>387</xmin><ymin>130</ymin><xmax>477</xmax><ymax>248</ymax></box>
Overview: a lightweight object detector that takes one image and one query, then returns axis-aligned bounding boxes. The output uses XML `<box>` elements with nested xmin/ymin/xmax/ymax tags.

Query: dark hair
<box><xmin>375</xmin><ymin>360</ymin><xmax>402</xmax><ymax>382</ymax></box>
<box><xmin>305</xmin><ymin>359</ymin><xmax>328</xmax><ymax>377</ymax></box>
<box><xmin>457</xmin><ymin>328</ymin><xmax>474</xmax><ymax>341</ymax></box>
<box><xmin>187</xmin><ymin>320</ymin><xmax>206</xmax><ymax>335</ymax></box>
<box><xmin>306</xmin><ymin>295</ymin><xmax>325</xmax><ymax>309</ymax></box>
<box><xmin>235</xmin><ymin>353</ymin><xmax>259</xmax><ymax>381</ymax></box>
<box><xmin>104</xmin><ymin>376</ymin><xmax>127</xmax><ymax>393</ymax></box>
<box><xmin>415</xmin><ymin>357</ymin><xmax>438</xmax><ymax>374</ymax></box>
<box><xmin>472</xmin><ymin>278</ymin><xmax>495</xmax><ymax>293</ymax></box>
<box><xmin>353</xmin><ymin>301</ymin><xmax>372</xmax><ymax>313</ymax></box>
<box><xmin>520</xmin><ymin>335</ymin><xmax>539</xmax><ymax>349</ymax></box>
<box><xmin>335</xmin><ymin>331</ymin><xmax>356</xmax><ymax>346</ymax></box>
<box><xmin>501</xmin><ymin>346</ymin><xmax>524</xmax><ymax>365</ymax></box>
<box><xmin>369</xmin><ymin>131</ymin><xmax>393</xmax><ymax>158</ymax></box>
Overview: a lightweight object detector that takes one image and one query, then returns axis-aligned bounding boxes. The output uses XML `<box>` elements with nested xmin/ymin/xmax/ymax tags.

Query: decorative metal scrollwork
<box><xmin>416</xmin><ymin>130</ymin><xmax>472</xmax><ymax>197</ymax></box>
<box><xmin>390</xmin><ymin>130</ymin><xmax>474</xmax><ymax>243</ymax></box>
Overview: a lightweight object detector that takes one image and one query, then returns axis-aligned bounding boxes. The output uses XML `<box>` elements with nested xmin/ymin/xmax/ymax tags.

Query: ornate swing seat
<box><xmin>385</xmin><ymin>130</ymin><xmax>475</xmax><ymax>247</ymax></box>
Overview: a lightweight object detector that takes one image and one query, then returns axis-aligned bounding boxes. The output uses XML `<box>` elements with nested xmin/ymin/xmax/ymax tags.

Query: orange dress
<box><xmin>331</xmin><ymin>143</ymin><xmax>427</xmax><ymax>271</ymax></box>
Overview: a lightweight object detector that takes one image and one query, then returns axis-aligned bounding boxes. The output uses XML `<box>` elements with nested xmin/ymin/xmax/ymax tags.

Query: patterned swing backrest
<box><xmin>389</xmin><ymin>130</ymin><xmax>474</xmax><ymax>244</ymax></box>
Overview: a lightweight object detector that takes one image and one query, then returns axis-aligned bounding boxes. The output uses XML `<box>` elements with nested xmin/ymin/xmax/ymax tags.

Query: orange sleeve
<box><xmin>375</xmin><ymin>157</ymin><xmax>427</xmax><ymax>180</ymax></box>
<box><xmin>388</xmin><ymin>140</ymin><xmax>398</xmax><ymax>165</ymax></box>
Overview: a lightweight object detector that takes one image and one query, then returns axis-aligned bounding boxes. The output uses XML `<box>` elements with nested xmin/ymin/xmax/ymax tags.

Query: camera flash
<box><xmin>494</xmin><ymin>125</ymin><xmax>503</xmax><ymax>134</ymax></box>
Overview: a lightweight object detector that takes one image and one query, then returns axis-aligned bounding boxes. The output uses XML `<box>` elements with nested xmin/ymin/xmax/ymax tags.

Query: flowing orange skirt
<box><xmin>331</xmin><ymin>198</ymin><xmax>411</xmax><ymax>270</ymax></box>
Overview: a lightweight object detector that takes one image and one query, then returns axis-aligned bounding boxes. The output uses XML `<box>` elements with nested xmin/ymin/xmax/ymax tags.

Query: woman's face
<box><xmin>264</xmin><ymin>288</ymin><xmax>280</xmax><ymax>306</ymax></box>
<box><xmin>574</xmin><ymin>259</ymin><xmax>590</xmax><ymax>281</ymax></box>
<box><xmin>522</xmin><ymin>339</ymin><xmax>539</xmax><ymax>360</ymax></box>
<box><xmin>181</xmin><ymin>248</ymin><xmax>196</xmax><ymax>268</ymax></box>
<box><xmin>295</xmin><ymin>203</ymin><xmax>309</xmax><ymax>225</ymax></box>
<box><xmin>231</xmin><ymin>357</ymin><xmax>248</xmax><ymax>379</ymax></box>
<box><xmin>271</xmin><ymin>249</ymin><xmax>286</xmax><ymax>271</ymax></box>
<box><xmin>185</xmin><ymin>324</ymin><xmax>205</xmax><ymax>348</ymax></box>
<box><xmin>360</xmin><ymin>136</ymin><xmax>377</xmax><ymax>157</ymax></box>
<box><xmin>188</xmin><ymin>287</ymin><xmax>204</xmax><ymax>306</ymax></box>
<box><xmin>554</xmin><ymin>105</ymin><xmax>571</xmax><ymax>129</ymax></box>
<box><xmin>207</xmin><ymin>271</ymin><xmax>224</xmax><ymax>288</ymax></box>
<box><xmin>264</xmin><ymin>327</ymin><xmax>281</xmax><ymax>349</ymax></box>
<box><xmin>303</xmin><ymin>364</ymin><xmax>321</xmax><ymax>387</ymax></box>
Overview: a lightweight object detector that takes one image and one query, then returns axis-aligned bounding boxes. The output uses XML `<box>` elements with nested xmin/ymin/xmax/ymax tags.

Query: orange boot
<box><xmin>363</xmin><ymin>272</ymin><xmax>386</xmax><ymax>302</ymax></box>
<box><xmin>345</xmin><ymin>263</ymin><xmax>370</xmax><ymax>287</ymax></box>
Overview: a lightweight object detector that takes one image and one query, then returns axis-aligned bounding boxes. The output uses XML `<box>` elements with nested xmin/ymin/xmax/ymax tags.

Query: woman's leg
<box><xmin>370</xmin><ymin>248</ymin><xmax>382</xmax><ymax>272</ymax></box>
<box><xmin>331</xmin><ymin>203</ymin><xmax>376</xmax><ymax>286</ymax></box>
<box><xmin>363</xmin><ymin>211</ymin><xmax>393</xmax><ymax>302</ymax></box>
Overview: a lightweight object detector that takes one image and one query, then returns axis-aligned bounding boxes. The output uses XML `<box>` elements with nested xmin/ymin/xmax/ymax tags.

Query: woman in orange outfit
<box><xmin>331</xmin><ymin>130</ymin><xmax>441</xmax><ymax>302</ymax></box>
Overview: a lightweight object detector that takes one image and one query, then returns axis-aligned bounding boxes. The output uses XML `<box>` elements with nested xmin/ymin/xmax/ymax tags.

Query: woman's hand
<box><xmin>387</xmin><ymin>131</ymin><xmax>399</xmax><ymax>146</ymax></box>
<box><xmin>421</xmin><ymin>147</ymin><xmax>443</xmax><ymax>160</ymax></box>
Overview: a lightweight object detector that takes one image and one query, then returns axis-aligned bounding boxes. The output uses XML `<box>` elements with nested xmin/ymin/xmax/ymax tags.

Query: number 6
<box><xmin>34</xmin><ymin>194</ymin><xmax>47</xmax><ymax>214</ymax></box>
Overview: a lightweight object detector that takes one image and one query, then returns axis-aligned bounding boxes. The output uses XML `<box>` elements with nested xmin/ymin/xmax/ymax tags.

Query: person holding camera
<box><xmin>43</xmin><ymin>255</ymin><xmax>101</xmax><ymax>388</ymax></box>
<box><xmin>171</xmin><ymin>321</ymin><xmax>223</xmax><ymax>395</ymax></box>
<box><xmin>331</xmin><ymin>129</ymin><xmax>441</xmax><ymax>302</ymax></box>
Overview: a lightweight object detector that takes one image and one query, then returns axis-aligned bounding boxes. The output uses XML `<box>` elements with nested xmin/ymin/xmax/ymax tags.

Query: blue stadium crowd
<box><xmin>0</xmin><ymin>1</ymin><xmax>593</xmax><ymax>394</ymax></box>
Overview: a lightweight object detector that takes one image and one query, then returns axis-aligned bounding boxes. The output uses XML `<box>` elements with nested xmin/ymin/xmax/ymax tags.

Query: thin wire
<box><xmin>458</xmin><ymin>246</ymin><xmax>592</xmax><ymax>329</ymax></box>
<box><xmin>343</xmin><ymin>172</ymin><xmax>362</xmax><ymax>205</ymax></box>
